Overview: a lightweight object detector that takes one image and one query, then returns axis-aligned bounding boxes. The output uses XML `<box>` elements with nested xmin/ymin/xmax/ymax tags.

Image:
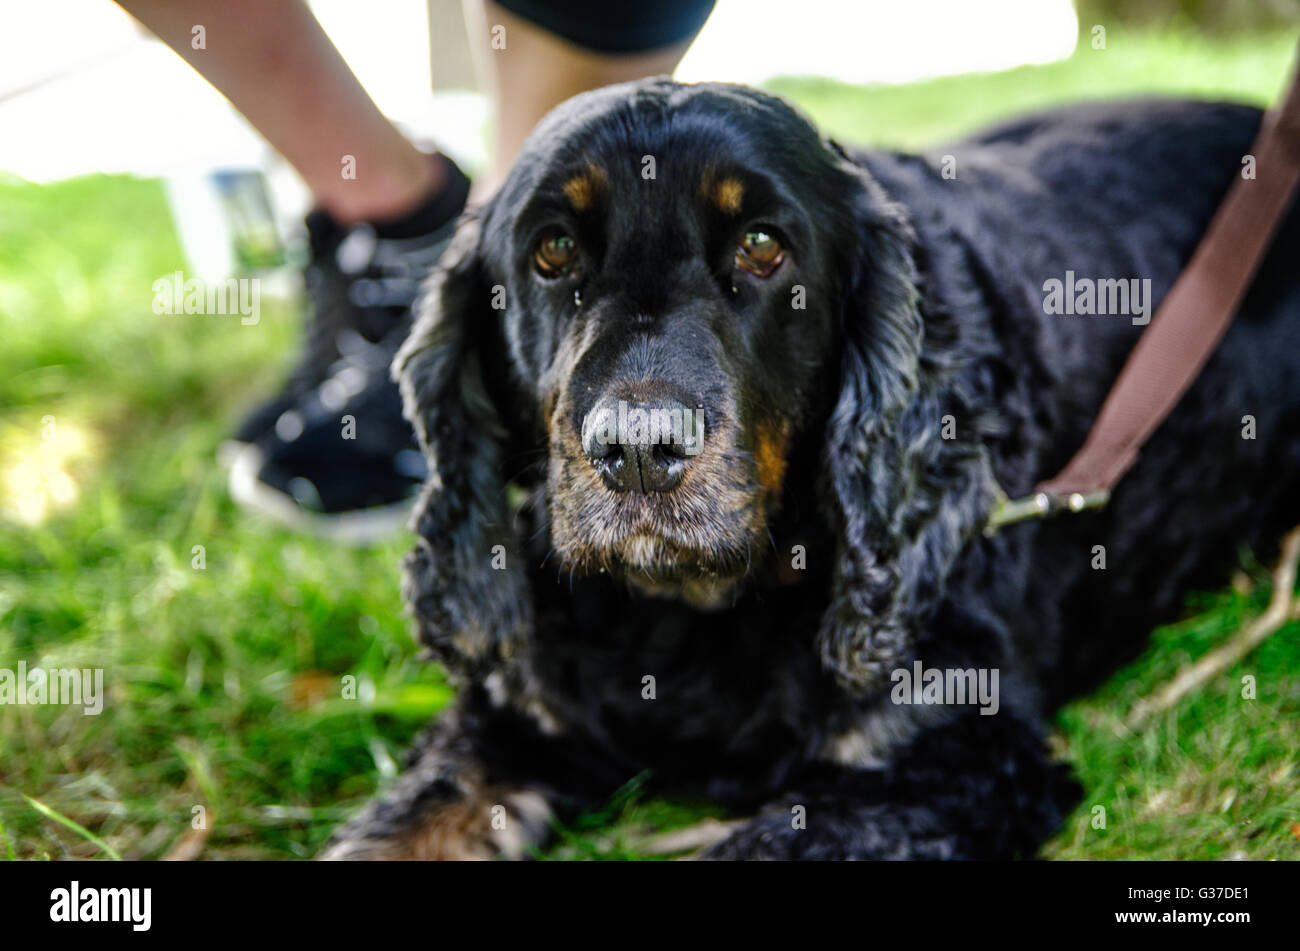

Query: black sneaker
<box><xmin>224</xmin><ymin>156</ymin><xmax>470</xmax><ymax>541</ymax></box>
<box><xmin>224</xmin><ymin>154</ymin><xmax>470</xmax><ymax>451</ymax></box>
<box><xmin>228</xmin><ymin>343</ymin><xmax>427</xmax><ymax>544</ymax></box>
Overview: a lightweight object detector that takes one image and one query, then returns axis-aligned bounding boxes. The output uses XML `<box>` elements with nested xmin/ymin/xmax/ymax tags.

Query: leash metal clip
<box><xmin>984</xmin><ymin>486</ymin><xmax>1109</xmax><ymax>536</ymax></box>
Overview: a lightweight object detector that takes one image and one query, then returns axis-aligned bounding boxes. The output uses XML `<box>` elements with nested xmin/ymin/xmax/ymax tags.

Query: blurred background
<box><xmin>1</xmin><ymin>0</ymin><xmax>1298</xmax><ymax>860</ymax></box>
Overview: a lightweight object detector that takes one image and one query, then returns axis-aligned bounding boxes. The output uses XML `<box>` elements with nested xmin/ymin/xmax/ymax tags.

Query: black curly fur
<box><xmin>323</xmin><ymin>81</ymin><xmax>1300</xmax><ymax>861</ymax></box>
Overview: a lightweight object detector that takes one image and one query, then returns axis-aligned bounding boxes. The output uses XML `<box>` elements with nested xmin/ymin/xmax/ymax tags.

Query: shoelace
<box><xmin>345</xmin><ymin>230</ymin><xmax>451</xmax><ymax>311</ymax></box>
<box><xmin>285</xmin><ymin>219</ymin><xmax>449</xmax><ymax>393</ymax></box>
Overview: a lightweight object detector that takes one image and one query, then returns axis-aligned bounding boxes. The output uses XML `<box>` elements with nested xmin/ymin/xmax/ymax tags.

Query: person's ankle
<box><xmin>319</xmin><ymin>152</ymin><xmax>455</xmax><ymax>227</ymax></box>
<box><xmin>369</xmin><ymin>154</ymin><xmax>471</xmax><ymax>239</ymax></box>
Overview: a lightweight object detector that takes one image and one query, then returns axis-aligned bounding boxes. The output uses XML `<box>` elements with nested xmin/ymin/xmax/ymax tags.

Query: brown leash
<box><xmin>987</xmin><ymin>39</ymin><xmax>1300</xmax><ymax>535</ymax></box>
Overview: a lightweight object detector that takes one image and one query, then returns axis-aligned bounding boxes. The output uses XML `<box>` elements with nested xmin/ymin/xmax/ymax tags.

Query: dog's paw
<box><xmin>698</xmin><ymin>801</ymin><xmax>963</xmax><ymax>861</ymax></box>
<box><xmin>696</xmin><ymin>814</ymin><xmax>798</xmax><ymax>860</ymax></box>
<box><xmin>319</xmin><ymin>784</ymin><xmax>552</xmax><ymax>861</ymax></box>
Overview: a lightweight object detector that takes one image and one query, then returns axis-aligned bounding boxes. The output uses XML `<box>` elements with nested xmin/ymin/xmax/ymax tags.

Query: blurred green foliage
<box><xmin>1074</xmin><ymin>0</ymin><xmax>1300</xmax><ymax>33</ymax></box>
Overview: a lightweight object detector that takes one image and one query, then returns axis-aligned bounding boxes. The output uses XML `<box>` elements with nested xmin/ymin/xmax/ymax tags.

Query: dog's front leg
<box><xmin>701</xmin><ymin>709</ymin><xmax>1079</xmax><ymax>860</ymax></box>
<box><xmin>318</xmin><ymin>707</ymin><xmax>557</xmax><ymax>861</ymax></box>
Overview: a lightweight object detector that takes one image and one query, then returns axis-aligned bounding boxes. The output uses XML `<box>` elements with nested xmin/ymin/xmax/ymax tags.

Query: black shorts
<box><xmin>493</xmin><ymin>0</ymin><xmax>716</xmax><ymax>54</ymax></box>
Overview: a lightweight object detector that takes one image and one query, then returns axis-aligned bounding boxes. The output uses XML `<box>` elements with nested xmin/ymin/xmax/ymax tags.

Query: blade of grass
<box><xmin>0</xmin><ymin>811</ymin><xmax>16</xmax><ymax>860</ymax></box>
<box><xmin>22</xmin><ymin>795</ymin><xmax>122</xmax><ymax>861</ymax></box>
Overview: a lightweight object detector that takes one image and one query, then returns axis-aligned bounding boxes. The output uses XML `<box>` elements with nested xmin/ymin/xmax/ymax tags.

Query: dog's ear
<box><xmin>392</xmin><ymin>212</ymin><xmax>532</xmax><ymax>678</ymax></box>
<box><xmin>817</xmin><ymin>160</ymin><xmax>991</xmax><ymax>694</ymax></box>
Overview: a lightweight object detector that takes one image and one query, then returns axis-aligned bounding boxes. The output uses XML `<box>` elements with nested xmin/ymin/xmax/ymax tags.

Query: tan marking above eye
<box><xmin>563</xmin><ymin>163</ymin><xmax>607</xmax><ymax>212</ymax></box>
<box><xmin>735</xmin><ymin>229</ymin><xmax>785</xmax><ymax>277</ymax></box>
<box><xmin>713</xmin><ymin>177</ymin><xmax>745</xmax><ymax>215</ymax></box>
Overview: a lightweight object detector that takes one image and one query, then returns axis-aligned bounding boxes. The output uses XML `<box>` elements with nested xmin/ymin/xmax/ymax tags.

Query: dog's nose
<box><xmin>581</xmin><ymin>396</ymin><xmax>703</xmax><ymax>493</ymax></box>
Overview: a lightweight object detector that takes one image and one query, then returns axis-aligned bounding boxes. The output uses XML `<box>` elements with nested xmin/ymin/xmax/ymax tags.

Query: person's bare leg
<box><xmin>467</xmin><ymin>1</ymin><xmax>700</xmax><ymax>198</ymax></box>
<box><xmin>115</xmin><ymin>0</ymin><xmax>442</xmax><ymax>224</ymax></box>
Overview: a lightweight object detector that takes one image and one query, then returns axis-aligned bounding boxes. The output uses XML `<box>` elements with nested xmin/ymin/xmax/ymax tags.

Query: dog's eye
<box><xmin>735</xmin><ymin>229</ymin><xmax>784</xmax><ymax>277</ymax></box>
<box><xmin>534</xmin><ymin>230</ymin><xmax>579</xmax><ymax>277</ymax></box>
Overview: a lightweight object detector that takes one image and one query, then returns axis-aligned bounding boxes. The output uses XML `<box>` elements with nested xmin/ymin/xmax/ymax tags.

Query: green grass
<box><xmin>765</xmin><ymin>29</ymin><xmax>1298</xmax><ymax>150</ymax></box>
<box><xmin>2</xmin><ymin>29</ymin><xmax>1298</xmax><ymax>860</ymax></box>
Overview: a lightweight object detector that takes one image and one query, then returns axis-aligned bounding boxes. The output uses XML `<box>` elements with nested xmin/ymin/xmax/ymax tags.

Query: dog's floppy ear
<box><xmin>392</xmin><ymin>211</ymin><xmax>532</xmax><ymax>678</ymax></box>
<box><xmin>817</xmin><ymin>158</ymin><xmax>990</xmax><ymax>694</ymax></box>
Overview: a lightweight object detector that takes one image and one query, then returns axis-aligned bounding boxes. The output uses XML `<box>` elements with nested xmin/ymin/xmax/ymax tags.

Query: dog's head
<box><xmin>397</xmin><ymin>80</ymin><xmax>942</xmax><ymax>690</ymax></box>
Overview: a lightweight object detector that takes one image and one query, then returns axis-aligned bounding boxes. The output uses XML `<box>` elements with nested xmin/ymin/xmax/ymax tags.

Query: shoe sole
<box><xmin>216</xmin><ymin>438</ymin><xmax>252</xmax><ymax>470</ymax></box>
<box><xmin>227</xmin><ymin>444</ymin><xmax>416</xmax><ymax>547</ymax></box>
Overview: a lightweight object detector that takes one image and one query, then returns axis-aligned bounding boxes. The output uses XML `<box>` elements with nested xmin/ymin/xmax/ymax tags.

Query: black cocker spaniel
<box><xmin>321</xmin><ymin>79</ymin><xmax>1300</xmax><ymax>860</ymax></box>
